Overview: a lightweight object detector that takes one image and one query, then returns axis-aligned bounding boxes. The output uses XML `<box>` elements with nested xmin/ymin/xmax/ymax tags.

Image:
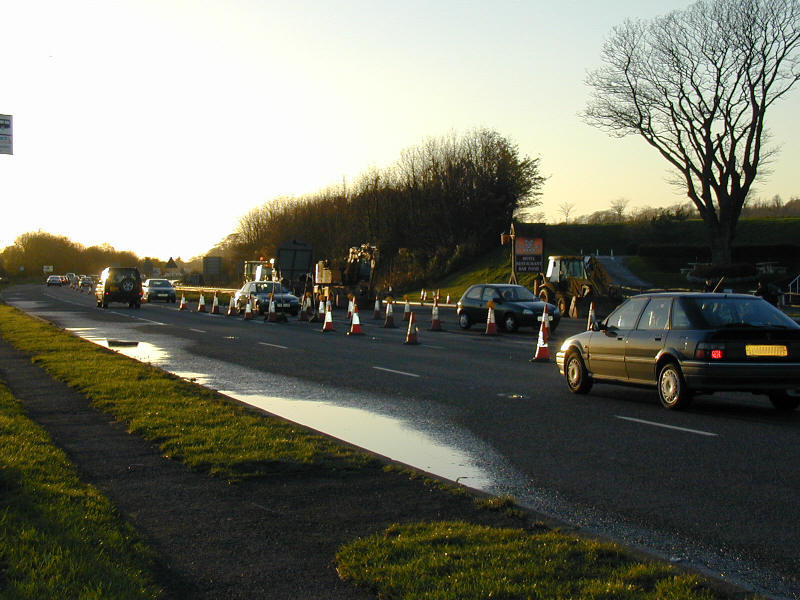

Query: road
<box><xmin>4</xmin><ymin>283</ymin><xmax>800</xmax><ymax>599</ymax></box>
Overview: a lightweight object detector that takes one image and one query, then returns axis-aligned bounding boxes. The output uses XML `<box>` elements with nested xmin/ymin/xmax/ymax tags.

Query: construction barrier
<box><xmin>531</xmin><ymin>305</ymin><xmax>552</xmax><ymax>362</ymax></box>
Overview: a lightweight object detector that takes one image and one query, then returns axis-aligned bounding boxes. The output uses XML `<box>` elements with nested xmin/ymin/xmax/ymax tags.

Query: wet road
<box><xmin>4</xmin><ymin>284</ymin><xmax>800</xmax><ymax>599</ymax></box>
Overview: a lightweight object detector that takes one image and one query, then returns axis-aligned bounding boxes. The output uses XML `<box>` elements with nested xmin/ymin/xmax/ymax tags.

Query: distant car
<box><xmin>79</xmin><ymin>276</ymin><xmax>94</xmax><ymax>291</ymax></box>
<box><xmin>556</xmin><ymin>292</ymin><xmax>800</xmax><ymax>411</ymax></box>
<box><xmin>46</xmin><ymin>275</ymin><xmax>63</xmax><ymax>286</ymax></box>
<box><xmin>142</xmin><ymin>279</ymin><xmax>177</xmax><ymax>303</ymax></box>
<box><xmin>233</xmin><ymin>280</ymin><xmax>300</xmax><ymax>315</ymax></box>
<box><xmin>456</xmin><ymin>283</ymin><xmax>560</xmax><ymax>333</ymax></box>
<box><xmin>95</xmin><ymin>267</ymin><xmax>143</xmax><ymax>309</ymax></box>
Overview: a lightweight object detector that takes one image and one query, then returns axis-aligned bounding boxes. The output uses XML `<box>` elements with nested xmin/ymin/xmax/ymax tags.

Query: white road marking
<box><xmin>615</xmin><ymin>415</ymin><xmax>718</xmax><ymax>437</ymax></box>
<box><xmin>258</xmin><ymin>342</ymin><xmax>288</xmax><ymax>349</ymax></box>
<box><xmin>373</xmin><ymin>366</ymin><xmax>420</xmax><ymax>378</ymax></box>
<box><xmin>189</xmin><ymin>328</ymin><xmax>206</xmax><ymax>334</ymax></box>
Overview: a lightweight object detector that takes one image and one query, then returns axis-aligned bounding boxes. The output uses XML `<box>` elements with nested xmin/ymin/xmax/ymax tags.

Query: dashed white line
<box><xmin>373</xmin><ymin>366</ymin><xmax>420</xmax><ymax>378</ymax></box>
<box><xmin>189</xmin><ymin>328</ymin><xmax>206</xmax><ymax>334</ymax></box>
<box><xmin>258</xmin><ymin>342</ymin><xmax>288</xmax><ymax>349</ymax></box>
<box><xmin>615</xmin><ymin>415</ymin><xmax>718</xmax><ymax>437</ymax></box>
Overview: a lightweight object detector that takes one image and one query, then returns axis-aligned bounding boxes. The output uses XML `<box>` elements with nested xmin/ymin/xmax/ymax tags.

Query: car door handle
<box><xmin>653</xmin><ymin>336</ymin><xmax>662</xmax><ymax>341</ymax></box>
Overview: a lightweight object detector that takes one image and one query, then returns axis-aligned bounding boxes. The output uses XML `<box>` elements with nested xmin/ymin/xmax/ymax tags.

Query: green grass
<box><xmin>0</xmin><ymin>304</ymin><xmax>377</xmax><ymax>482</ymax></box>
<box><xmin>0</xmin><ymin>380</ymin><xmax>164</xmax><ymax>599</ymax></box>
<box><xmin>336</xmin><ymin>521</ymin><xmax>729</xmax><ymax>600</ymax></box>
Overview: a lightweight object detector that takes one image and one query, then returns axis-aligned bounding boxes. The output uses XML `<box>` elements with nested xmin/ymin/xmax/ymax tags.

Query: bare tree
<box><xmin>584</xmin><ymin>0</ymin><xmax>800</xmax><ymax>264</ymax></box>
<box><xmin>558</xmin><ymin>200</ymin><xmax>576</xmax><ymax>223</ymax></box>
<box><xmin>609</xmin><ymin>197</ymin><xmax>630</xmax><ymax>222</ymax></box>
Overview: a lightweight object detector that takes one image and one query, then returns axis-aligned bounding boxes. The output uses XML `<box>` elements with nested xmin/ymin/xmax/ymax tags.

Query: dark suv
<box><xmin>95</xmin><ymin>267</ymin><xmax>143</xmax><ymax>308</ymax></box>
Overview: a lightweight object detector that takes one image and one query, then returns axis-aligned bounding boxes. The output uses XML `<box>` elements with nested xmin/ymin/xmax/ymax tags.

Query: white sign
<box><xmin>0</xmin><ymin>115</ymin><xmax>12</xmax><ymax>155</ymax></box>
<box><xmin>43</xmin><ymin>265</ymin><xmax>54</xmax><ymax>273</ymax></box>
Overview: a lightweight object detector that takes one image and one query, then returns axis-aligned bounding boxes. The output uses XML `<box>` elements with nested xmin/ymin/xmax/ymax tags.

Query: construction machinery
<box><xmin>536</xmin><ymin>255</ymin><xmax>621</xmax><ymax>316</ymax></box>
<box><xmin>243</xmin><ymin>259</ymin><xmax>276</xmax><ymax>283</ymax></box>
<box><xmin>314</xmin><ymin>244</ymin><xmax>379</xmax><ymax>308</ymax></box>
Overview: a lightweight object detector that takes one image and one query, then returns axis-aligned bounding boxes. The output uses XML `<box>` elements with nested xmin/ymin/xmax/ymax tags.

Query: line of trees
<box><xmin>215</xmin><ymin>129</ymin><xmax>544</xmax><ymax>289</ymax></box>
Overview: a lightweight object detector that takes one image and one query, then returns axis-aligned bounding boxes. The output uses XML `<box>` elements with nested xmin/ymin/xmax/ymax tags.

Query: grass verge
<box><xmin>0</xmin><ymin>303</ymin><xmax>377</xmax><ymax>482</ymax></box>
<box><xmin>336</xmin><ymin>521</ymin><xmax>730</xmax><ymax>600</ymax></box>
<box><xmin>0</xmin><ymin>379</ymin><xmax>164</xmax><ymax>598</ymax></box>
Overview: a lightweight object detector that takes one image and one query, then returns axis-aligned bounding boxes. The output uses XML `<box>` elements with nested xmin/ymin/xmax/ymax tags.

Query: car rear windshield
<box><xmin>149</xmin><ymin>280</ymin><xmax>171</xmax><ymax>287</ymax></box>
<box><xmin>679</xmin><ymin>297</ymin><xmax>799</xmax><ymax>329</ymax></box>
<box><xmin>108</xmin><ymin>269</ymin><xmax>140</xmax><ymax>283</ymax></box>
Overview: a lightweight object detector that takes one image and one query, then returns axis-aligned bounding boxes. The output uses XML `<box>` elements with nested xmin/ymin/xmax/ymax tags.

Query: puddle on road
<box><xmin>67</xmin><ymin>329</ymin><xmax>501</xmax><ymax>491</ymax></box>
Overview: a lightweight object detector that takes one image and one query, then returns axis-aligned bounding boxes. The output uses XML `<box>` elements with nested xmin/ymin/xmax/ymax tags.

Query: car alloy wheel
<box><xmin>503</xmin><ymin>313</ymin><xmax>518</xmax><ymax>332</ymax></box>
<box><xmin>657</xmin><ymin>362</ymin><xmax>691</xmax><ymax>410</ymax></box>
<box><xmin>458</xmin><ymin>312</ymin><xmax>471</xmax><ymax>329</ymax></box>
<box><xmin>565</xmin><ymin>352</ymin><xmax>592</xmax><ymax>394</ymax></box>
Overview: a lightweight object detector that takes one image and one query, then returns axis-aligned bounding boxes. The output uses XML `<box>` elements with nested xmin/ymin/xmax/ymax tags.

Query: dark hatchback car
<box><xmin>457</xmin><ymin>283</ymin><xmax>560</xmax><ymax>333</ymax></box>
<box><xmin>142</xmin><ymin>278</ymin><xmax>177</xmax><ymax>303</ymax></box>
<box><xmin>233</xmin><ymin>280</ymin><xmax>300</xmax><ymax>315</ymax></box>
<box><xmin>95</xmin><ymin>267</ymin><xmax>143</xmax><ymax>309</ymax></box>
<box><xmin>556</xmin><ymin>292</ymin><xmax>800</xmax><ymax>411</ymax></box>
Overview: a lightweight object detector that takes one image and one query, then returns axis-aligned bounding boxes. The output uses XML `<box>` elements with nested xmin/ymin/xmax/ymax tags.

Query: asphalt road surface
<box><xmin>4</xmin><ymin>284</ymin><xmax>800</xmax><ymax>599</ymax></box>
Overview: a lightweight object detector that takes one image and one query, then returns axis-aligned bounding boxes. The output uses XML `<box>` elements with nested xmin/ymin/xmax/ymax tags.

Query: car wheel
<box><xmin>565</xmin><ymin>352</ymin><xmax>592</xmax><ymax>394</ymax></box>
<box><xmin>502</xmin><ymin>312</ymin><xmax>518</xmax><ymax>332</ymax></box>
<box><xmin>768</xmin><ymin>390</ymin><xmax>800</xmax><ymax>412</ymax></box>
<box><xmin>657</xmin><ymin>362</ymin><xmax>692</xmax><ymax>410</ymax></box>
<box><xmin>458</xmin><ymin>311</ymin><xmax>471</xmax><ymax>330</ymax></box>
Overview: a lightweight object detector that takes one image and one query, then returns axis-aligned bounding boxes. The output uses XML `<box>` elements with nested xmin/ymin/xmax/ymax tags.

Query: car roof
<box><xmin>631</xmin><ymin>291</ymin><xmax>760</xmax><ymax>299</ymax></box>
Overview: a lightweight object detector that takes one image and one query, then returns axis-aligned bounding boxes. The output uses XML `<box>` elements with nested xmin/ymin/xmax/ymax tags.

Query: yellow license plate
<box><xmin>745</xmin><ymin>344</ymin><xmax>788</xmax><ymax>357</ymax></box>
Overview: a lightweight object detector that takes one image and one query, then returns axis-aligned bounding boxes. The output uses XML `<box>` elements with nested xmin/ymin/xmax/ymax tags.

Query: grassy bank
<box><xmin>0</xmin><ymin>303</ymin><xmax>759</xmax><ymax>599</ymax></box>
<box><xmin>0</xmin><ymin>380</ymin><xmax>164</xmax><ymax>598</ymax></box>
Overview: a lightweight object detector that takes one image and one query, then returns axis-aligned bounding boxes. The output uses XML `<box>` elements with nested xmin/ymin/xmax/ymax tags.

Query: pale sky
<box><xmin>2</xmin><ymin>0</ymin><xmax>798</xmax><ymax>260</ymax></box>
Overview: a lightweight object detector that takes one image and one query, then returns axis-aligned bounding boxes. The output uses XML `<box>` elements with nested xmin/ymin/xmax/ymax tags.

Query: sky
<box><xmin>2</xmin><ymin>0</ymin><xmax>799</xmax><ymax>261</ymax></box>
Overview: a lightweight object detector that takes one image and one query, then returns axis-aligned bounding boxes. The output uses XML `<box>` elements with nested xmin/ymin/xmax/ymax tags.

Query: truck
<box><xmin>535</xmin><ymin>255</ymin><xmax>622</xmax><ymax>317</ymax></box>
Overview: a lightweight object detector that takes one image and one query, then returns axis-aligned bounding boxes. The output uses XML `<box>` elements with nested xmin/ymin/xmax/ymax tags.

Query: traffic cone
<box><xmin>178</xmin><ymin>294</ymin><xmax>187</xmax><ymax>310</ymax></box>
<box><xmin>347</xmin><ymin>295</ymin><xmax>354</xmax><ymax>320</ymax></box>
<box><xmin>383</xmin><ymin>299</ymin><xmax>396</xmax><ymax>328</ymax></box>
<box><xmin>348</xmin><ymin>304</ymin><xmax>364</xmax><ymax>335</ymax></box>
<box><xmin>446</xmin><ymin>294</ymin><xmax>451</xmax><ymax>304</ymax></box>
<box><xmin>484</xmin><ymin>301</ymin><xmax>498</xmax><ymax>336</ymax></box>
<box><xmin>266</xmin><ymin>294</ymin><xmax>278</xmax><ymax>322</ymax></box>
<box><xmin>420</xmin><ymin>289</ymin><xmax>426</xmax><ymax>305</ymax></box>
<box><xmin>210</xmin><ymin>293</ymin><xmax>220</xmax><ymax>315</ymax></box>
<box><xmin>404</xmin><ymin>311</ymin><xmax>419</xmax><ymax>345</ymax></box>
<box><xmin>403</xmin><ymin>296</ymin><xmax>411</xmax><ymax>321</ymax></box>
<box><xmin>243</xmin><ymin>300</ymin><xmax>253</xmax><ymax>320</ymax></box>
<box><xmin>321</xmin><ymin>300</ymin><xmax>335</xmax><ymax>332</ymax></box>
<box><xmin>373</xmin><ymin>296</ymin><xmax>381</xmax><ymax>320</ymax></box>
<box><xmin>226</xmin><ymin>295</ymin><xmax>238</xmax><ymax>316</ymax></box>
<box><xmin>569</xmin><ymin>295</ymin><xmax>578</xmax><ymax>319</ymax></box>
<box><xmin>311</xmin><ymin>297</ymin><xmax>325</xmax><ymax>323</ymax></box>
<box><xmin>586</xmin><ymin>301</ymin><xmax>596</xmax><ymax>331</ymax></box>
<box><xmin>299</xmin><ymin>294</ymin><xmax>310</xmax><ymax>322</ymax></box>
<box><xmin>531</xmin><ymin>305</ymin><xmax>551</xmax><ymax>362</ymax></box>
<box><xmin>197</xmin><ymin>294</ymin><xmax>207</xmax><ymax>313</ymax></box>
<box><xmin>429</xmin><ymin>297</ymin><xmax>442</xmax><ymax>331</ymax></box>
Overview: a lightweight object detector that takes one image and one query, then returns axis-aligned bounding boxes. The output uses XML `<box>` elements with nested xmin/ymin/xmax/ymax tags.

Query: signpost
<box><xmin>0</xmin><ymin>115</ymin><xmax>12</xmax><ymax>155</ymax></box>
<box><xmin>501</xmin><ymin>222</ymin><xmax>546</xmax><ymax>284</ymax></box>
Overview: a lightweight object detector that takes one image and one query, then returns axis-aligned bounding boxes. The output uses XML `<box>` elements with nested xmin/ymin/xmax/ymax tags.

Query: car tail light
<box><xmin>695</xmin><ymin>342</ymin><xmax>725</xmax><ymax>360</ymax></box>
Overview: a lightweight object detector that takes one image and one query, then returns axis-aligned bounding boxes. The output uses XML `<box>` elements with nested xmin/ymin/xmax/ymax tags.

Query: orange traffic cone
<box><xmin>446</xmin><ymin>294</ymin><xmax>451</xmax><ymax>304</ymax></box>
<box><xmin>299</xmin><ymin>293</ymin><xmax>310</xmax><ymax>322</ymax></box>
<box><xmin>347</xmin><ymin>295</ymin><xmax>354</xmax><ymax>320</ymax></box>
<box><xmin>403</xmin><ymin>296</ymin><xmax>411</xmax><ymax>321</ymax></box>
<box><xmin>373</xmin><ymin>296</ymin><xmax>381</xmax><ymax>320</ymax></box>
<box><xmin>322</xmin><ymin>300</ymin><xmax>335</xmax><ymax>332</ymax></box>
<box><xmin>266</xmin><ymin>294</ymin><xmax>278</xmax><ymax>322</ymax></box>
<box><xmin>311</xmin><ymin>297</ymin><xmax>325</xmax><ymax>323</ymax></box>
<box><xmin>404</xmin><ymin>311</ymin><xmax>419</xmax><ymax>345</ymax></box>
<box><xmin>227</xmin><ymin>295</ymin><xmax>238</xmax><ymax>316</ymax></box>
<box><xmin>484</xmin><ymin>301</ymin><xmax>498</xmax><ymax>336</ymax></box>
<box><xmin>531</xmin><ymin>305</ymin><xmax>552</xmax><ymax>362</ymax></box>
<box><xmin>348</xmin><ymin>304</ymin><xmax>364</xmax><ymax>335</ymax></box>
<box><xmin>210</xmin><ymin>293</ymin><xmax>220</xmax><ymax>314</ymax></box>
<box><xmin>178</xmin><ymin>294</ymin><xmax>187</xmax><ymax>310</ymax></box>
<box><xmin>420</xmin><ymin>289</ymin><xmax>426</xmax><ymax>305</ymax></box>
<box><xmin>586</xmin><ymin>301</ymin><xmax>596</xmax><ymax>331</ymax></box>
<box><xmin>429</xmin><ymin>296</ymin><xmax>442</xmax><ymax>331</ymax></box>
<box><xmin>383</xmin><ymin>299</ymin><xmax>396</xmax><ymax>328</ymax></box>
<box><xmin>197</xmin><ymin>294</ymin><xmax>207</xmax><ymax>313</ymax></box>
<box><xmin>243</xmin><ymin>300</ymin><xmax>253</xmax><ymax>320</ymax></box>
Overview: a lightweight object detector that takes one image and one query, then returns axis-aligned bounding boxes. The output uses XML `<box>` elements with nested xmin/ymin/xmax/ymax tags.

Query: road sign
<box><xmin>0</xmin><ymin>115</ymin><xmax>12</xmax><ymax>155</ymax></box>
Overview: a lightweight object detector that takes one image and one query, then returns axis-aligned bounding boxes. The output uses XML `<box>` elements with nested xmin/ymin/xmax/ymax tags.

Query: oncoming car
<box><xmin>233</xmin><ymin>281</ymin><xmax>300</xmax><ymax>315</ymax></box>
<box><xmin>556</xmin><ymin>292</ymin><xmax>800</xmax><ymax>411</ymax></box>
<box><xmin>457</xmin><ymin>283</ymin><xmax>560</xmax><ymax>333</ymax></box>
<box><xmin>142</xmin><ymin>279</ymin><xmax>177</xmax><ymax>303</ymax></box>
